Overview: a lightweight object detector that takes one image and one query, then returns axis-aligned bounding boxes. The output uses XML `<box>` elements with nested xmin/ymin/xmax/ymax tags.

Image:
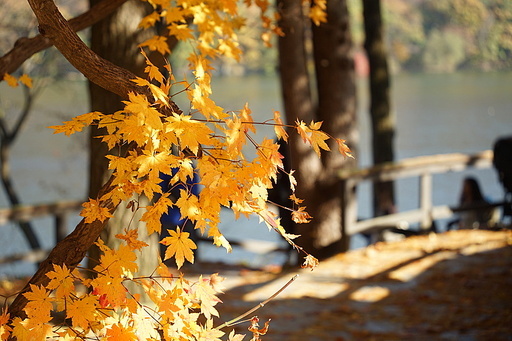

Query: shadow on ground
<box><xmin>186</xmin><ymin>230</ymin><xmax>512</xmax><ymax>341</ymax></box>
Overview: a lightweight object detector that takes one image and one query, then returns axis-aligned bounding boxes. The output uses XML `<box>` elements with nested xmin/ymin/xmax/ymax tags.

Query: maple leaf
<box><xmin>301</xmin><ymin>254</ymin><xmax>319</xmax><ymax>270</ymax></box>
<box><xmin>248</xmin><ymin>316</ymin><xmax>271</xmax><ymax>340</ymax></box>
<box><xmin>80</xmin><ymin>198</ymin><xmax>113</xmax><ymax>223</ymax></box>
<box><xmin>138</xmin><ymin>11</ymin><xmax>160</xmax><ymax>29</ymax></box>
<box><xmin>310</xmin><ymin>0</ymin><xmax>327</xmax><ymax>26</ymax></box>
<box><xmin>11</xmin><ymin>318</ymin><xmax>30</xmax><ymax>341</ymax></box>
<box><xmin>295</xmin><ymin>119</ymin><xmax>311</xmax><ymax>144</ymax></box>
<box><xmin>141</xmin><ymin>194</ymin><xmax>173</xmax><ymax>234</ymax></box>
<box><xmin>115</xmin><ymin>229</ymin><xmax>149</xmax><ymax>250</ymax></box>
<box><xmin>192</xmin><ymin>276</ymin><xmax>222</xmax><ymax>319</ymax></box>
<box><xmin>23</xmin><ymin>284</ymin><xmax>53</xmax><ymax>323</ymax></box>
<box><xmin>310</xmin><ymin>129</ymin><xmax>330</xmax><ymax>156</ymax></box>
<box><xmin>46</xmin><ymin>264</ymin><xmax>75</xmax><ymax>299</ymax></box>
<box><xmin>3</xmin><ymin>73</ymin><xmax>18</xmax><ymax>87</ymax></box>
<box><xmin>139</xmin><ymin>35</ymin><xmax>171</xmax><ymax>55</ymax></box>
<box><xmin>175</xmin><ymin>189</ymin><xmax>201</xmax><ymax>221</ymax></box>
<box><xmin>228</xmin><ymin>329</ymin><xmax>245</xmax><ymax>341</ymax></box>
<box><xmin>18</xmin><ymin>74</ymin><xmax>33</xmax><ymax>88</ymax></box>
<box><xmin>168</xmin><ymin>23</ymin><xmax>194</xmax><ymax>41</ymax></box>
<box><xmin>161</xmin><ymin>229</ymin><xmax>197</xmax><ymax>269</ymax></box>
<box><xmin>291</xmin><ymin>206</ymin><xmax>312</xmax><ymax>223</ymax></box>
<box><xmin>66</xmin><ymin>295</ymin><xmax>98</xmax><ymax>330</ymax></box>
<box><xmin>335</xmin><ymin>137</ymin><xmax>353</xmax><ymax>158</ymax></box>
<box><xmin>106</xmin><ymin>323</ymin><xmax>137</xmax><ymax>341</ymax></box>
<box><xmin>49</xmin><ymin>120</ymin><xmax>86</xmax><ymax>136</ymax></box>
<box><xmin>273</xmin><ymin>111</ymin><xmax>288</xmax><ymax>141</ymax></box>
<box><xmin>288</xmin><ymin>170</ymin><xmax>297</xmax><ymax>192</ymax></box>
<box><xmin>0</xmin><ymin>307</ymin><xmax>12</xmax><ymax>341</ymax></box>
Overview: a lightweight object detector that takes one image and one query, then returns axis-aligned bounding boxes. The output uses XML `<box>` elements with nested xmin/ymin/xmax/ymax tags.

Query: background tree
<box><xmin>277</xmin><ymin>0</ymin><xmax>357</xmax><ymax>259</ymax></box>
<box><xmin>362</xmin><ymin>0</ymin><xmax>395</xmax><ymax>220</ymax></box>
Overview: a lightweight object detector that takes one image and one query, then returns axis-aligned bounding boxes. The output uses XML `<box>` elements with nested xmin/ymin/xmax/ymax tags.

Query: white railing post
<box><xmin>419</xmin><ymin>172</ymin><xmax>433</xmax><ymax>231</ymax></box>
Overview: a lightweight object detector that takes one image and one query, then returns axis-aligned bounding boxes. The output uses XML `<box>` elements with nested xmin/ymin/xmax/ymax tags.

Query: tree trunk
<box><xmin>277</xmin><ymin>0</ymin><xmax>357</xmax><ymax>260</ymax></box>
<box><xmin>87</xmin><ymin>0</ymin><xmax>160</xmax><ymax>283</ymax></box>
<box><xmin>362</xmin><ymin>0</ymin><xmax>395</xmax><ymax>217</ymax></box>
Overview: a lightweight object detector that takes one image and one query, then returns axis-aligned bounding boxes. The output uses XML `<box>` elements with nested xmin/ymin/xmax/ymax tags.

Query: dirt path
<box><xmin>189</xmin><ymin>230</ymin><xmax>512</xmax><ymax>340</ymax></box>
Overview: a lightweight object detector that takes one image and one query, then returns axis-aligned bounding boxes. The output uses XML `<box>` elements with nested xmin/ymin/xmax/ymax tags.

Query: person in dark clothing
<box><xmin>447</xmin><ymin>176</ymin><xmax>496</xmax><ymax>230</ymax></box>
<box><xmin>158</xmin><ymin>169</ymin><xmax>200</xmax><ymax>261</ymax></box>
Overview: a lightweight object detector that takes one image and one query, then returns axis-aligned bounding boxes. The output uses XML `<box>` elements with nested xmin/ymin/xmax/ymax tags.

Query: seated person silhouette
<box><xmin>447</xmin><ymin>176</ymin><xmax>497</xmax><ymax>230</ymax></box>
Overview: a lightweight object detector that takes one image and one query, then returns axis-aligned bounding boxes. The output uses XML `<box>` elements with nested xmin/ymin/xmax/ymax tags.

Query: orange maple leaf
<box><xmin>273</xmin><ymin>111</ymin><xmax>288</xmax><ymax>141</ymax></box>
<box><xmin>115</xmin><ymin>229</ymin><xmax>149</xmax><ymax>250</ymax></box>
<box><xmin>46</xmin><ymin>264</ymin><xmax>74</xmax><ymax>299</ymax></box>
<box><xmin>66</xmin><ymin>295</ymin><xmax>98</xmax><ymax>330</ymax></box>
<box><xmin>80</xmin><ymin>198</ymin><xmax>113</xmax><ymax>223</ymax></box>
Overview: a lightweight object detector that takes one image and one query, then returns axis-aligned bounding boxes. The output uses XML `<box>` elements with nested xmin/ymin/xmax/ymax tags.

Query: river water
<box><xmin>0</xmin><ymin>71</ymin><xmax>511</xmax><ymax>276</ymax></box>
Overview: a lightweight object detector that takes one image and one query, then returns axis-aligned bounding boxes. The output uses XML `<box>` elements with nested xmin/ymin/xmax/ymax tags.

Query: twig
<box><xmin>216</xmin><ymin>274</ymin><xmax>299</xmax><ymax>330</ymax></box>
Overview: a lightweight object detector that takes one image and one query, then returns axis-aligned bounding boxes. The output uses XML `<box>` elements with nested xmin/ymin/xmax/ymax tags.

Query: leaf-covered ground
<box><xmin>191</xmin><ymin>230</ymin><xmax>512</xmax><ymax>340</ymax></box>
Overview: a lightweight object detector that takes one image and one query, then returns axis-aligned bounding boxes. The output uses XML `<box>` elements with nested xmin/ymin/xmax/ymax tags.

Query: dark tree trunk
<box><xmin>277</xmin><ymin>0</ymin><xmax>357</xmax><ymax>260</ymax></box>
<box><xmin>362</xmin><ymin>0</ymin><xmax>395</xmax><ymax>217</ymax></box>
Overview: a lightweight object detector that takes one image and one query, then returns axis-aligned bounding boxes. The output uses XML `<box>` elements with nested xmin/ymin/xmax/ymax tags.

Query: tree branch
<box><xmin>26</xmin><ymin>0</ymin><xmax>146</xmax><ymax>99</ymax></box>
<box><xmin>0</xmin><ymin>0</ymin><xmax>128</xmax><ymax>81</ymax></box>
<box><xmin>7</xmin><ymin>175</ymin><xmax>117</xmax><ymax>319</ymax></box>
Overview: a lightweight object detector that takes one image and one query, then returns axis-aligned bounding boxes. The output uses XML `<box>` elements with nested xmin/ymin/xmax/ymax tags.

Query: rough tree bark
<box><xmin>362</xmin><ymin>0</ymin><xmax>395</xmax><ymax>217</ymax></box>
<box><xmin>277</xmin><ymin>0</ymin><xmax>357</xmax><ymax>260</ymax></box>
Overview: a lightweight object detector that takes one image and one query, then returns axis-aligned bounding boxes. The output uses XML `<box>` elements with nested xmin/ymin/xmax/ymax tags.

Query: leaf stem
<box><xmin>216</xmin><ymin>274</ymin><xmax>298</xmax><ymax>330</ymax></box>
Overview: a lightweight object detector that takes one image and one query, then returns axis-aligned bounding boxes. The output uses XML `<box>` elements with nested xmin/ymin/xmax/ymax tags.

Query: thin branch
<box><xmin>0</xmin><ymin>0</ymin><xmax>129</xmax><ymax>80</ymax></box>
<box><xmin>216</xmin><ymin>274</ymin><xmax>299</xmax><ymax>330</ymax></box>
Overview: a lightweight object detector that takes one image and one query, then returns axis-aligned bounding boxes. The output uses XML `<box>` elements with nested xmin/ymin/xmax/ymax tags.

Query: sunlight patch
<box><xmin>349</xmin><ymin>285</ymin><xmax>390</xmax><ymax>302</ymax></box>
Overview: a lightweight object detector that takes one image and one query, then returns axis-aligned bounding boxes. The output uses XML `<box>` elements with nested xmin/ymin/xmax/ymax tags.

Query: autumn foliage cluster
<box><xmin>1</xmin><ymin>0</ymin><xmax>349</xmax><ymax>339</ymax></box>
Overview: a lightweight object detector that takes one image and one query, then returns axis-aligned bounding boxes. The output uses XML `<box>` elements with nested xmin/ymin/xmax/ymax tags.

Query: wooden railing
<box><xmin>0</xmin><ymin>150</ymin><xmax>501</xmax><ymax>266</ymax></box>
<box><xmin>339</xmin><ymin>150</ymin><xmax>497</xmax><ymax>240</ymax></box>
<box><xmin>0</xmin><ymin>200</ymin><xmax>83</xmax><ymax>264</ymax></box>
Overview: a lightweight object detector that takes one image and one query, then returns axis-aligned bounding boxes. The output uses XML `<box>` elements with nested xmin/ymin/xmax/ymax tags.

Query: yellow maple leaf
<box><xmin>310</xmin><ymin>0</ymin><xmax>327</xmax><ymax>26</ymax></box>
<box><xmin>48</xmin><ymin>119</ymin><xmax>86</xmax><ymax>136</ymax></box>
<box><xmin>11</xmin><ymin>318</ymin><xmax>30</xmax><ymax>341</ymax></box>
<box><xmin>141</xmin><ymin>193</ymin><xmax>173</xmax><ymax>234</ymax></box>
<box><xmin>273</xmin><ymin>111</ymin><xmax>288</xmax><ymax>141</ymax></box>
<box><xmin>139</xmin><ymin>35</ymin><xmax>170</xmax><ymax>55</ymax></box>
<box><xmin>310</xmin><ymin>129</ymin><xmax>330</xmax><ymax>156</ymax></box>
<box><xmin>168</xmin><ymin>23</ymin><xmax>194</xmax><ymax>41</ymax></box>
<box><xmin>66</xmin><ymin>295</ymin><xmax>98</xmax><ymax>330</ymax></box>
<box><xmin>295</xmin><ymin>119</ymin><xmax>311</xmax><ymax>144</ymax></box>
<box><xmin>23</xmin><ymin>284</ymin><xmax>53</xmax><ymax>323</ymax></box>
<box><xmin>46</xmin><ymin>264</ymin><xmax>74</xmax><ymax>299</ymax></box>
<box><xmin>161</xmin><ymin>229</ymin><xmax>197</xmax><ymax>269</ymax></box>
